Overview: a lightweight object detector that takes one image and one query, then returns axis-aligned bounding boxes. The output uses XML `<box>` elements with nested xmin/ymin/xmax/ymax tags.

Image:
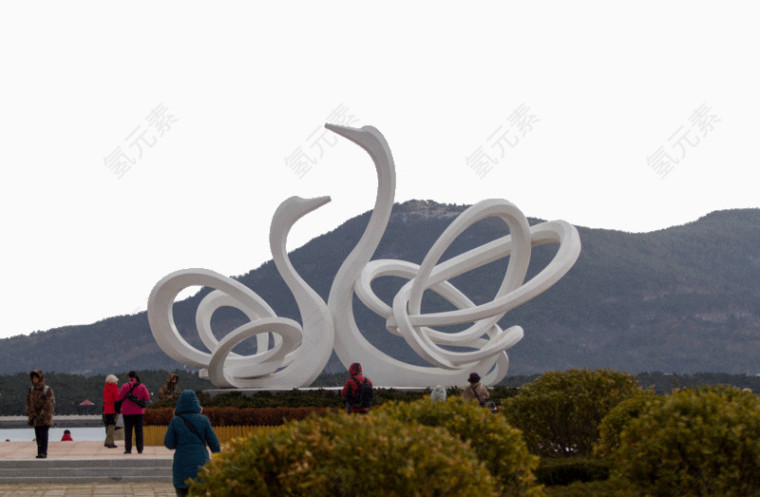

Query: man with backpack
<box><xmin>341</xmin><ymin>362</ymin><xmax>373</xmax><ymax>414</ymax></box>
<box><xmin>462</xmin><ymin>372</ymin><xmax>498</xmax><ymax>414</ymax></box>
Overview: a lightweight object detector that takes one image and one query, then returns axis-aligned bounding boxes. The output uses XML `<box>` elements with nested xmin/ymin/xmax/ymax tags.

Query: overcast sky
<box><xmin>1</xmin><ymin>2</ymin><xmax>758</xmax><ymax>340</ymax></box>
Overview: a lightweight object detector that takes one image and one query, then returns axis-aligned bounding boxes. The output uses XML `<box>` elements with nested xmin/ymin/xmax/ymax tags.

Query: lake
<box><xmin>0</xmin><ymin>426</ymin><xmax>105</xmax><ymax>442</ymax></box>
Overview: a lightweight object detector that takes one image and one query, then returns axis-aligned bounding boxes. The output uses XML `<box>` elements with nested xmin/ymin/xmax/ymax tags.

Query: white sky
<box><xmin>1</xmin><ymin>2</ymin><xmax>758</xmax><ymax>340</ymax></box>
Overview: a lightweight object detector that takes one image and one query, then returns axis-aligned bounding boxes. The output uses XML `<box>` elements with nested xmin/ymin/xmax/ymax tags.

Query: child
<box><xmin>61</xmin><ymin>429</ymin><xmax>73</xmax><ymax>441</ymax></box>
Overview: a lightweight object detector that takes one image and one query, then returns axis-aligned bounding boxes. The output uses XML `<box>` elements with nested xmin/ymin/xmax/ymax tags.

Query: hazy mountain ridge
<box><xmin>1</xmin><ymin>202</ymin><xmax>759</xmax><ymax>377</ymax></box>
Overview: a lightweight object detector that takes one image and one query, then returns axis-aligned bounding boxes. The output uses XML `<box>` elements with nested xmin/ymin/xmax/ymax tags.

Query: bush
<box><xmin>190</xmin><ymin>412</ymin><xmax>499</xmax><ymax>496</ymax></box>
<box><xmin>145</xmin><ymin>386</ymin><xmax>518</xmax><ymax>412</ymax></box>
<box><xmin>609</xmin><ymin>386</ymin><xmax>760</xmax><ymax>496</ymax></box>
<box><xmin>376</xmin><ymin>397</ymin><xmax>543</xmax><ymax>497</ymax></box>
<box><xmin>144</xmin><ymin>407</ymin><xmax>174</xmax><ymax>426</ymax></box>
<box><xmin>535</xmin><ymin>457</ymin><xmax>610</xmax><ymax>486</ymax></box>
<box><xmin>594</xmin><ymin>392</ymin><xmax>660</xmax><ymax>458</ymax></box>
<box><xmin>503</xmin><ymin>369</ymin><xmax>642</xmax><ymax>457</ymax></box>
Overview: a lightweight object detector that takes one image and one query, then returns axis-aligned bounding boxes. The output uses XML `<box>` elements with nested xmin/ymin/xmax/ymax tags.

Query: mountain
<box><xmin>1</xmin><ymin>201</ymin><xmax>759</xmax><ymax>377</ymax></box>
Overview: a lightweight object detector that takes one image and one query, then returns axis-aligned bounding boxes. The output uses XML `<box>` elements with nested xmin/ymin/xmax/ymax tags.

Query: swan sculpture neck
<box><xmin>326</xmin><ymin>125</ymin><xmax>396</xmax><ymax>309</ymax></box>
<box><xmin>326</xmin><ymin>125</ymin><xmax>501</xmax><ymax>386</ymax></box>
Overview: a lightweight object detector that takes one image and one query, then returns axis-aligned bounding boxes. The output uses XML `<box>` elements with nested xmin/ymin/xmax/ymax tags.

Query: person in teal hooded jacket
<box><xmin>163</xmin><ymin>390</ymin><xmax>221</xmax><ymax>496</ymax></box>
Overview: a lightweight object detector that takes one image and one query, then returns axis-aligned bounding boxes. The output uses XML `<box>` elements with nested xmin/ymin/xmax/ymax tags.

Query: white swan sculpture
<box><xmin>326</xmin><ymin>124</ymin><xmax>581</xmax><ymax>386</ymax></box>
<box><xmin>146</xmin><ymin>123</ymin><xmax>581</xmax><ymax>388</ymax></box>
<box><xmin>147</xmin><ymin>196</ymin><xmax>334</xmax><ymax>389</ymax></box>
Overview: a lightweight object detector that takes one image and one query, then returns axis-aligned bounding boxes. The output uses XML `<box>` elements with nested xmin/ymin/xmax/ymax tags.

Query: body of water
<box><xmin>1</xmin><ymin>426</ymin><xmax>105</xmax><ymax>442</ymax></box>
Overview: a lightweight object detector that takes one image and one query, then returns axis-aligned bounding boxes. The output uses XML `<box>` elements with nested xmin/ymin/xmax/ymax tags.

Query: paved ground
<box><xmin>0</xmin><ymin>482</ymin><xmax>176</xmax><ymax>496</ymax></box>
<box><xmin>0</xmin><ymin>442</ymin><xmax>176</xmax><ymax>496</ymax></box>
<box><xmin>0</xmin><ymin>441</ymin><xmax>173</xmax><ymax>461</ymax></box>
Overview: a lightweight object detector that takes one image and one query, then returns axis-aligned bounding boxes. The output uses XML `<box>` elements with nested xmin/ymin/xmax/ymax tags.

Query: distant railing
<box><xmin>0</xmin><ymin>415</ymin><xmax>102</xmax><ymax>429</ymax></box>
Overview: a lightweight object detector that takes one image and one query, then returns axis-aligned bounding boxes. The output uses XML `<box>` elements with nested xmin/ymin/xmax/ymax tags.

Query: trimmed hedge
<box><xmin>144</xmin><ymin>406</ymin><xmax>337</xmax><ymax>426</ymax></box>
<box><xmin>594</xmin><ymin>392</ymin><xmax>659</xmax><ymax>458</ymax></box>
<box><xmin>191</xmin><ymin>411</ymin><xmax>499</xmax><ymax>496</ymax></box>
<box><xmin>503</xmin><ymin>369</ymin><xmax>642</xmax><ymax>457</ymax></box>
<box><xmin>147</xmin><ymin>386</ymin><xmax>521</xmax><ymax>411</ymax></box>
<box><xmin>146</xmin><ymin>385</ymin><xmax>521</xmax><ymax>425</ymax></box>
<box><xmin>608</xmin><ymin>386</ymin><xmax>760</xmax><ymax>496</ymax></box>
<box><xmin>376</xmin><ymin>397</ymin><xmax>544</xmax><ymax>497</ymax></box>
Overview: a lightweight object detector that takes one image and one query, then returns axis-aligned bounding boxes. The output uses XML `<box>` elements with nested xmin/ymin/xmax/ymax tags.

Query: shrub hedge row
<box><xmin>144</xmin><ymin>406</ymin><xmax>338</xmax><ymax>426</ymax></box>
<box><xmin>191</xmin><ymin>409</ymin><xmax>503</xmax><ymax>497</ymax></box>
<box><xmin>144</xmin><ymin>369</ymin><xmax>760</xmax><ymax>496</ymax></box>
<box><xmin>145</xmin><ymin>385</ymin><xmax>520</xmax><ymax>411</ymax></box>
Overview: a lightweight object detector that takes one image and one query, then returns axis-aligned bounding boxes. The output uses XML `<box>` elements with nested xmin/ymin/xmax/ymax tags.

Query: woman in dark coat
<box><xmin>25</xmin><ymin>369</ymin><xmax>55</xmax><ymax>459</ymax></box>
<box><xmin>164</xmin><ymin>390</ymin><xmax>221</xmax><ymax>496</ymax></box>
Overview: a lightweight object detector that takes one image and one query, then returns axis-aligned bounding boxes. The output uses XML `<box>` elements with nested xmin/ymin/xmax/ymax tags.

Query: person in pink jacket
<box><xmin>117</xmin><ymin>371</ymin><xmax>151</xmax><ymax>454</ymax></box>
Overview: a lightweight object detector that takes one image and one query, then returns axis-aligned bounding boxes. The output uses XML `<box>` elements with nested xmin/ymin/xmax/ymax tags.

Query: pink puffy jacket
<box><xmin>118</xmin><ymin>380</ymin><xmax>150</xmax><ymax>415</ymax></box>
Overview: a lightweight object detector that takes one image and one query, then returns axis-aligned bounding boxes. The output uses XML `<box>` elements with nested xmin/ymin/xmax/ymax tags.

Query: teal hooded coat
<box><xmin>163</xmin><ymin>390</ymin><xmax>221</xmax><ymax>489</ymax></box>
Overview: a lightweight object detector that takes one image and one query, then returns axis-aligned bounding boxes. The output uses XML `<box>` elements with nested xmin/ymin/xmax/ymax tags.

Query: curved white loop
<box><xmin>410</xmin><ymin>220</ymin><xmax>581</xmax><ymax>326</ymax></box>
<box><xmin>407</xmin><ymin>199</ymin><xmax>531</xmax><ymax>339</ymax></box>
<box><xmin>196</xmin><ymin>290</ymin><xmax>282</xmax><ymax>361</ymax></box>
<box><xmin>207</xmin><ymin>317</ymin><xmax>303</xmax><ymax>388</ymax></box>
<box><xmin>148</xmin><ymin>268</ymin><xmax>281</xmax><ymax>368</ymax></box>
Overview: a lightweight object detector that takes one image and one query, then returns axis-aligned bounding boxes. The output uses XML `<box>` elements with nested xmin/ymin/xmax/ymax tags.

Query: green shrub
<box><xmin>503</xmin><ymin>369</ymin><xmax>642</xmax><ymax>457</ymax></box>
<box><xmin>594</xmin><ymin>392</ymin><xmax>660</xmax><ymax>458</ymax></box>
<box><xmin>376</xmin><ymin>397</ymin><xmax>543</xmax><ymax>497</ymax></box>
<box><xmin>190</xmin><ymin>412</ymin><xmax>499</xmax><ymax>497</ymax></box>
<box><xmin>146</xmin><ymin>386</ymin><xmax>518</xmax><ymax>412</ymax></box>
<box><xmin>535</xmin><ymin>456</ymin><xmax>610</xmax><ymax>486</ymax></box>
<box><xmin>609</xmin><ymin>386</ymin><xmax>760</xmax><ymax>496</ymax></box>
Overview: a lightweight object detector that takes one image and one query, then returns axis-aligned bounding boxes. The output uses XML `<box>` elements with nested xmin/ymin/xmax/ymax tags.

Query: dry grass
<box><xmin>143</xmin><ymin>425</ymin><xmax>274</xmax><ymax>446</ymax></box>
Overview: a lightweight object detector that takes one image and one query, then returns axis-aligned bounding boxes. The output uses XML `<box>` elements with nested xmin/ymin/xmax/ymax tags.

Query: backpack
<box><xmin>126</xmin><ymin>382</ymin><xmax>149</xmax><ymax>408</ymax></box>
<box><xmin>350</xmin><ymin>377</ymin><xmax>373</xmax><ymax>409</ymax></box>
<box><xmin>46</xmin><ymin>385</ymin><xmax>55</xmax><ymax>407</ymax></box>
<box><xmin>470</xmin><ymin>385</ymin><xmax>497</xmax><ymax>414</ymax></box>
<box><xmin>28</xmin><ymin>385</ymin><xmax>54</xmax><ymax>406</ymax></box>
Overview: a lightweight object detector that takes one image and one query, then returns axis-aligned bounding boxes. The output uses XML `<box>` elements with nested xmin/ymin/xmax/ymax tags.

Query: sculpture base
<box><xmin>202</xmin><ymin>386</ymin><xmax>427</xmax><ymax>396</ymax></box>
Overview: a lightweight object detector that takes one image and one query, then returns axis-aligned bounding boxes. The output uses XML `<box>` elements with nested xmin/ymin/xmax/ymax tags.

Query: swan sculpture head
<box><xmin>325</xmin><ymin>124</ymin><xmax>393</xmax><ymax>162</ymax></box>
<box><xmin>271</xmin><ymin>195</ymin><xmax>331</xmax><ymax>232</ymax></box>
